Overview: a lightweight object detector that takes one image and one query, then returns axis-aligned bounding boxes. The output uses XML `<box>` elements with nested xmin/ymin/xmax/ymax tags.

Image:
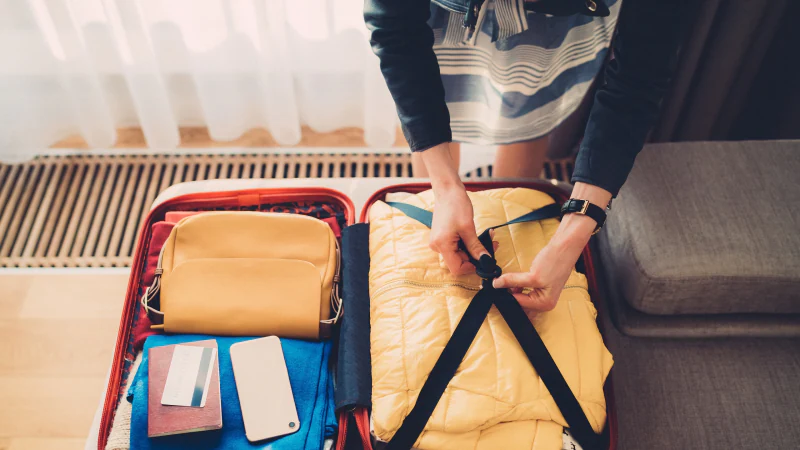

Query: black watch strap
<box><xmin>561</xmin><ymin>199</ymin><xmax>607</xmax><ymax>234</ymax></box>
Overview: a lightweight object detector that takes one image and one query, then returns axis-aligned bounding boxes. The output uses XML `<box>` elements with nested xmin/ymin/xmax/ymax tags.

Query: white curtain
<box><xmin>0</xmin><ymin>0</ymin><xmax>399</xmax><ymax>163</ymax></box>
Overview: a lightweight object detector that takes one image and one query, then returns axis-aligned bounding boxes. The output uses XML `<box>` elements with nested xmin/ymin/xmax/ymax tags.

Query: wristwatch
<box><xmin>560</xmin><ymin>199</ymin><xmax>608</xmax><ymax>235</ymax></box>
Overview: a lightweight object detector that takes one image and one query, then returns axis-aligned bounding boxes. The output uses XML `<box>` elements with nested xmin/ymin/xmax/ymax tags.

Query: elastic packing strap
<box><xmin>384</xmin><ymin>202</ymin><xmax>603</xmax><ymax>450</ymax></box>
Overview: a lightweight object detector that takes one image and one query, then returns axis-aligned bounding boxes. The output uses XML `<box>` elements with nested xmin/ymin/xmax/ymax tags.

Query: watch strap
<box><xmin>561</xmin><ymin>199</ymin><xmax>606</xmax><ymax>234</ymax></box>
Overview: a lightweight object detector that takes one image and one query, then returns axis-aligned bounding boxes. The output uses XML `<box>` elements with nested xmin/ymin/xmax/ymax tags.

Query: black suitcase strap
<box><xmin>384</xmin><ymin>201</ymin><xmax>603</xmax><ymax>450</ymax></box>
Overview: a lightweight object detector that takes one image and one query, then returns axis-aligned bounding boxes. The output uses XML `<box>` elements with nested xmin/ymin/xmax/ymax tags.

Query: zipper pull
<box><xmin>463</xmin><ymin>0</ymin><xmax>481</xmax><ymax>30</ymax></box>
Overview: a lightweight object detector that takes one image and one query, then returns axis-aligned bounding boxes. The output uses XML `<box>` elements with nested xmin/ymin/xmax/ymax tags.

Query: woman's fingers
<box><xmin>495</xmin><ymin>270</ymin><xmax>558</xmax><ymax>312</ymax></box>
<box><xmin>439</xmin><ymin>243</ymin><xmax>475</xmax><ymax>275</ymax></box>
<box><xmin>492</xmin><ymin>271</ymin><xmax>536</xmax><ymax>289</ymax></box>
<box><xmin>460</xmin><ymin>227</ymin><xmax>489</xmax><ymax>261</ymax></box>
<box><xmin>431</xmin><ymin>221</ymin><xmax>500</xmax><ymax>275</ymax></box>
<box><xmin>512</xmin><ymin>291</ymin><xmax>557</xmax><ymax>312</ymax></box>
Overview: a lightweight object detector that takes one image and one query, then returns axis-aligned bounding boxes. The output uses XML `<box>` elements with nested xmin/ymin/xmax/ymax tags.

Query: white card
<box><xmin>161</xmin><ymin>345</ymin><xmax>217</xmax><ymax>407</ymax></box>
<box><xmin>562</xmin><ymin>429</ymin><xmax>583</xmax><ymax>450</ymax></box>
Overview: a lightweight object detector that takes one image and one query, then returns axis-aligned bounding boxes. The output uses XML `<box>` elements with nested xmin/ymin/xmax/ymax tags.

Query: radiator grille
<box><xmin>0</xmin><ymin>153</ymin><xmax>573</xmax><ymax>268</ymax></box>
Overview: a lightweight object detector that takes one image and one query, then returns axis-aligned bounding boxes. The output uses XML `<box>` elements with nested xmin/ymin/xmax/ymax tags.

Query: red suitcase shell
<box><xmin>96</xmin><ymin>181</ymin><xmax>616</xmax><ymax>450</ymax></box>
<box><xmin>339</xmin><ymin>181</ymin><xmax>618</xmax><ymax>450</ymax></box>
<box><xmin>97</xmin><ymin>187</ymin><xmax>355</xmax><ymax>449</ymax></box>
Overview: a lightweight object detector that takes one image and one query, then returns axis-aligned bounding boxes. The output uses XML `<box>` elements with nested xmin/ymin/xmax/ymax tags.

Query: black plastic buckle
<box><xmin>475</xmin><ymin>254</ymin><xmax>502</xmax><ymax>280</ymax></box>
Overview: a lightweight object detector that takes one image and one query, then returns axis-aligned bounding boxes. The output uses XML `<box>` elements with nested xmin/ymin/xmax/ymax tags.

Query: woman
<box><xmin>365</xmin><ymin>0</ymin><xmax>687</xmax><ymax>312</ymax></box>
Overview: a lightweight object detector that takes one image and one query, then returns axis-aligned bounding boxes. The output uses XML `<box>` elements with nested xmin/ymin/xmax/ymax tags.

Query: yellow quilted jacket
<box><xmin>369</xmin><ymin>188</ymin><xmax>613</xmax><ymax>450</ymax></box>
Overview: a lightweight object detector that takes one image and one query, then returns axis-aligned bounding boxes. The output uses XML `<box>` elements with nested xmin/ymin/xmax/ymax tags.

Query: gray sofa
<box><xmin>593</xmin><ymin>140</ymin><xmax>800</xmax><ymax>448</ymax></box>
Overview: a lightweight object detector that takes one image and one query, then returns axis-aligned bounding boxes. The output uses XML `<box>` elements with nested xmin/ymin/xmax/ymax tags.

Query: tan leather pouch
<box><xmin>141</xmin><ymin>211</ymin><xmax>340</xmax><ymax>339</ymax></box>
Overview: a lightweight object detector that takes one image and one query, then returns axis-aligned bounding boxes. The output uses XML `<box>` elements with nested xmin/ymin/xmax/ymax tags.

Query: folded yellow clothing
<box><xmin>369</xmin><ymin>188</ymin><xmax>613</xmax><ymax>450</ymax></box>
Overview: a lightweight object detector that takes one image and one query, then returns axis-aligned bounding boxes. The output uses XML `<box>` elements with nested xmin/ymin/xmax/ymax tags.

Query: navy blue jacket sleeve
<box><xmin>572</xmin><ymin>0</ymin><xmax>688</xmax><ymax>195</ymax></box>
<box><xmin>364</xmin><ymin>0</ymin><xmax>452</xmax><ymax>151</ymax></box>
<box><xmin>366</xmin><ymin>0</ymin><xmax>688</xmax><ymax>195</ymax></box>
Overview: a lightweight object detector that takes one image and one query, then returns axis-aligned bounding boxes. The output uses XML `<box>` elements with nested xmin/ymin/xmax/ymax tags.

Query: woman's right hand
<box><xmin>421</xmin><ymin>143</ymin><xmax>488</xmax><ymax>275</ymax></box>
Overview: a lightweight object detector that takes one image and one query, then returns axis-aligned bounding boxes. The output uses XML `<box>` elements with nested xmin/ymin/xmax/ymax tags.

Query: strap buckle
<box><xmin>579</xmin><ymin>200</ymin><xmax>589</xmax><ymax>215</ymax></box>
<box><xmin>475</xmin><ymin>254</ymin><xmax>502</xmax><ymax>280</ymax></box>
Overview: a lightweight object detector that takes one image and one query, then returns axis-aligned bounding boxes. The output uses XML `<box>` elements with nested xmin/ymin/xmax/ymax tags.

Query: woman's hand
<box><xmin>493</xmin><ymin>182</ymin><xmax>612</xmax><ymax>314</ymax></box>
<box><xmin>492</xmin><ymin>233</ymin><xmax>585</xmax><ymax>313</ymax></box>
<box><xmin>430</xmin><ymin>184</ymin><xmax>489</xmax><ymax>274</ymax></box>
<box><xmin>421</xmin><ymin>143</ymin><xmax>488</xmax><ymax>275</ymax></box>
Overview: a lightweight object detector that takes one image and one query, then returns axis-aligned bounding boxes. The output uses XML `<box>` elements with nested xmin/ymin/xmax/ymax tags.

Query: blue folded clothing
<box><xmin>129</xmin><ymin>335</ymin><xmax>336</xmax><ymax>450</ymax></box>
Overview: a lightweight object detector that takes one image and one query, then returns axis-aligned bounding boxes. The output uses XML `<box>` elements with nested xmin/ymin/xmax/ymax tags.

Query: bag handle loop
<box><xmin>140</xmin><ymin>244</ymin><xmax>166</xmax><ymax>320</ymax></box>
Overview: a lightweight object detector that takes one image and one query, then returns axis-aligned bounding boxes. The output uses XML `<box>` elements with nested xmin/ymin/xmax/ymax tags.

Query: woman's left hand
<box><xmin>492</xmin><ymin>182</ymin><xmax>612</xmax><ymax>314</ymax></box>
<box><xmin>492</xmin><ymin>237</ymin><xmax>583</xmax><ymax>313</ymax></box>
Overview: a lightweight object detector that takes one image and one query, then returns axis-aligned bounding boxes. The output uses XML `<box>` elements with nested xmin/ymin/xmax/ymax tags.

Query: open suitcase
<box><xmin>95</xmin><ymin>180</ymin><xmax>617</xmax><ymax>450</ymax></box>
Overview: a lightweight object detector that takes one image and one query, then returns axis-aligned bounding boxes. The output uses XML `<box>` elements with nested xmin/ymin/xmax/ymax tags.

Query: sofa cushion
<box><xmin>598</xmin><ymin>140</ymin><xmax>800</xmax><ymax>315</ymax></box>
<box><xmin>599</xmin><ymin>306</ymin><xmax>800</xmax><ymax>450</ymax></box>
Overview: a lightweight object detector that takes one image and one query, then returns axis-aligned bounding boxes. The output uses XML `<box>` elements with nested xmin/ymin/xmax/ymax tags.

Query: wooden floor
<box><xmin>0</xmin><ymin>272</ymin><xmax>129</xmax><ymax>450</ymax></box>
<box><xmin>52</xmin><ymin>126</ymin><xmax>408</xmax><ymax>149</ymax></box>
